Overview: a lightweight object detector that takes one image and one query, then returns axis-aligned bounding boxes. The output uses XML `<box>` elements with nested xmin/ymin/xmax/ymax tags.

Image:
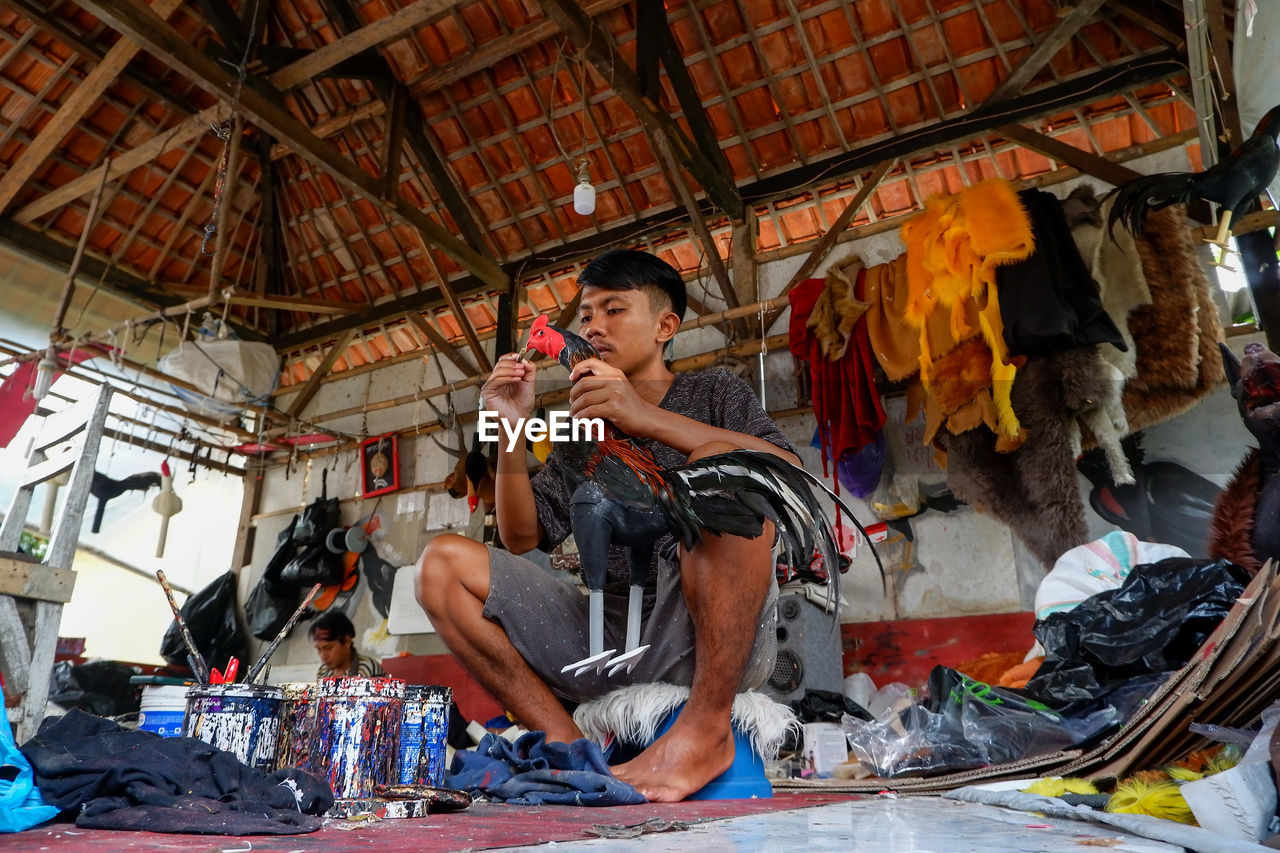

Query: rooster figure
<box><xmin>1108</xmin><ymin>103</ymin><xmax>1280</xmax><ymax>260</ymax></box>
<box><xmin>523</xmin><ymin>314</ymin><xmax>883</xmax><ymax>678</ymax></box>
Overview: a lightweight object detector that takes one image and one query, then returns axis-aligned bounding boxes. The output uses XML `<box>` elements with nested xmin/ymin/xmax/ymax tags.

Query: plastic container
<box><xmin>183</xmin><ymin>684</ymin><xmax>285</xmax><ymax>771</ymax></box>
<box><xmin>138</xmin><ymin>685</ymin><xmax>188</xmax><ymax>737</ymax></box>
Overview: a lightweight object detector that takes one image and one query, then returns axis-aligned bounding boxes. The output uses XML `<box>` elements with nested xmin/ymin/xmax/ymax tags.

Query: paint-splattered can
<box><xmin>311</xmin><ymin>676</ymin><xmax>405</xmax><ymax>799</ymax></box>
<box><xmin>416</xmin><ymin>685</ymin><xmax>452</xmax><ymax>787</ymax></box>
<box><xmin>274</xmin><ymin>682</ymin><xmax>315</xmax><ymax>772</ymax></box>
<box><xmin>397</xmin><ymin>685</ymin><xmax>427</xmax><ymax>785</ymax></box>
<box><xmin>183</xmin><ymin>684</ymin><xmax>285</xmax><ymax>772</ymax></box>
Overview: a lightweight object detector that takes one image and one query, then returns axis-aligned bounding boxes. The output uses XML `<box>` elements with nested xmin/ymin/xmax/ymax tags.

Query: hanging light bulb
<box><xmin>31</xmin><ymin>346</ymin><xmax>58</xmax><ymax>402</ymax></box>
<box><xmin>573</xmin><ymin>157</ymin><xmax>596</xmax><ymax>216</ymax></box>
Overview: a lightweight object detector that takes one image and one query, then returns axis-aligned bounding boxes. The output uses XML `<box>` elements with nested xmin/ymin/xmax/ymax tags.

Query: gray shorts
<box><xmin>482</xmin><ymin>546</ymin><xmax>778</xmax><ymax>704</ymax></box>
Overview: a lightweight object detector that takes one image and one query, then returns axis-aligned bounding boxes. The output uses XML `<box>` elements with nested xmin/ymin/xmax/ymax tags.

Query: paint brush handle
<box><xmin>156</xmin><ymin>569</ymin><xmax>211</xmax><ymax>684</ymax></box>
<box><xmin>244</xmin><ymin>583</ymin><xmax>322</xmax><ymax>684</ymax></box>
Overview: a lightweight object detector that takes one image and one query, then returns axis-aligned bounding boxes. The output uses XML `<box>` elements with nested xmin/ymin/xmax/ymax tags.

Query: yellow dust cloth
<box><xmin>900</xmin><ymin>179</ymin><xmax>1033</xmax><ymax>439</ymax></box>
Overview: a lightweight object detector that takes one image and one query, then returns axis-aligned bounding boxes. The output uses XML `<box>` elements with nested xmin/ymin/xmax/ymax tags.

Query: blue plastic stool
<box><xmin>608</xmin><ymin>703</ymin><xmax>772</xmax><ymax>800</ymax></box>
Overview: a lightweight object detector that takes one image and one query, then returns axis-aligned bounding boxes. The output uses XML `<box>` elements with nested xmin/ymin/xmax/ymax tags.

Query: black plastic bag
<box><xmin>1025</xmin><ymin>557</ymin><xmax>1249</xmax><ymax>708</ymax></box>
<box><xmin>160</xmin><ymin>572</ymin><xmax>248</xmax><ymax>674</ymax></box>
<box><xmin>292</xmin><ymin>470</ymin><xmax>340</xmax><ymax>547</ymax></box>
<box><xmin>791</xmin><ymin>688</ymin><xmax>873</xmax><ymax>724</ymax></box>
<box><xmin>245</xmin><ymin>517</ymin><xmax>302</xmax><ymax>640</ymax></box>
<box><xmin>844</xmin><ymin>666</ymin><xmax>1120</xmax><ymax>777</ymax></box>
<box><xmin>47</xmin><ymin>660</ymin><xmax>142</xmax><ymax>717</ymax></box>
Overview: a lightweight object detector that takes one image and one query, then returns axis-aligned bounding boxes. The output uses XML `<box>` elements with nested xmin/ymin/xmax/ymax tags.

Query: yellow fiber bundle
<box><xmin>1106</xmin><ymin>778</ymin><xmax>1197</xmax><ymax>824</ymax></box>
<box><xmin>1021</xmin><ymin>777</ymin><xmax>1099</xmax><ymax>797</ymax></box>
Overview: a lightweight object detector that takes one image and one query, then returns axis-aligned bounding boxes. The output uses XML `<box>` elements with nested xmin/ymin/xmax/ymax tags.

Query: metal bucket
<box><xmin>310</xmin><ymin>676</ymin><xmax>405</xmax><ymax>798</ymax></box>
<box><xmin>273</xmin><ymin>681</ymin><xmax>316</xmax><ymax>771</ymax></box>
<box><xmin>183</xmin><ymin>684</ymin><xmax>285</xmax><ymax>771</ymax></box>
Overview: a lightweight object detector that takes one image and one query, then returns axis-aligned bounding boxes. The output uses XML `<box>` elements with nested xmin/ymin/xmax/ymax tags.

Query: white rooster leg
<box><xmin>560</xmin><ymin>591</ymin><xmax>616</xmax><ymax>677</ymax></box>
<box><xmin>606</xmin><ymin>585</ymin><xmax>650</xmax><ymax>677</ymax></box>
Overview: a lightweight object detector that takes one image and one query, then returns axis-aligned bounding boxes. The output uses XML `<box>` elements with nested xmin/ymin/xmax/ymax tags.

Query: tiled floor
<box><xmin>500</xmin><ymin>797</ymin><xmax>1184</xmax><ymax>852</ymax></box>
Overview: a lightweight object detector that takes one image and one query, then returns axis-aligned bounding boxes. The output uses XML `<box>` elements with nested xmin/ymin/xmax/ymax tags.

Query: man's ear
<box><xmin>656</xmin><ymin>309</ymin><xmax>680</xmax><ymax>344</ymax></box>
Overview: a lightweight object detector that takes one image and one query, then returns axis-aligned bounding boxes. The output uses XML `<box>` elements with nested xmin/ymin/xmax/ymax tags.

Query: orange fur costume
<box><xmin>900</xmin><ymin>179</ymin><xmax>1035</xmax><ymax>441</ymax></box>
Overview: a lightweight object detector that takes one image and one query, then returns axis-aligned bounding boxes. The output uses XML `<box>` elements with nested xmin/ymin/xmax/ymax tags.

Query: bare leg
<box><xmin>611</xmin><ymin>442</ymin><xmax>775</xmax><ymax>802</ymax></box>
<box><xmin>415</xmin><ymin>534</ymin><xmax>583</xmax><ymax>744</ymax></box>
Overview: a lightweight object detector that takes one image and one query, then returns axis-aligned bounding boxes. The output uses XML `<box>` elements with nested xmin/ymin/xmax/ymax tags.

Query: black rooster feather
<box><xmin>1108</xmin><ymin>103</ymin><xmax>1280</xmax><ymax>245</ymax></box>
<box><xmin>524</xmin><ymin>314</ymin><xmax>883</xmax><ymax>676</ymax></box>
<box><xmin>89</xmin><ymin>471</ymin><xmax>161</xmax><ymax>533</ymax></box>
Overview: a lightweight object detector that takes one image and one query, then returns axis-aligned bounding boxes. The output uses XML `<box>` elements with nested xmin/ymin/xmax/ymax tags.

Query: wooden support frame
<box><xmin>404</xmin><ymin>310</ymin><xmax>480</xmax><ymax>378</ymax></box>
<box><xmin>1203</xmin><ymin>0</ymin><xmax>1243</xmax><ymax>148</ymax></box>
<box><xmin>381</xmin><ymin>85</ymin><xmax>407</xmax><ymax>200</ymax></box>
<box><xmin>73</xmin><ymin>0</ymin><xmax>506</xmax><ymax>293</ymax></box>
<box><xmin>761</xmin><ymin>158</ymin><xmax>895</xmax><ymax>332</ymax></box>
<box><xmin>0</xmin><ymin>0</ymin><xmax>183</xmax><ymax>218</ymax></box>
<box><xmin>285</xmin><ymin>329</ymin><xmax>356</xmax><ymax>418</ymax></box>
<box><xmin>978</xmin><ymin>0</ymin><xmax>1108</xmax><ymax>107</ymax></box>
<box><xmin>997</xmin><ymin>124</ymin><xmax>1141</xmax><ymax>186</ymax></box>
<box><xmin>539</xmin><ymin>0</ymin><xmax>744</xmax><ymax>221</ymax></box>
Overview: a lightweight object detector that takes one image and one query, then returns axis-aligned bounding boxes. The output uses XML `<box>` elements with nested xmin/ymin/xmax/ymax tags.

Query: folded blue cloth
<box><xmin>445</xmin><ymin>732</ymin><xmax>644</xmax><ymax>806</ymax></box>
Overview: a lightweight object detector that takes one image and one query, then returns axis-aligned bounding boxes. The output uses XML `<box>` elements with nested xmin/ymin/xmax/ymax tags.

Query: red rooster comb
<box><xmin>525</xmin><ymin>314</ymin><xmax>566</xmax><ymax>361</ymax></box>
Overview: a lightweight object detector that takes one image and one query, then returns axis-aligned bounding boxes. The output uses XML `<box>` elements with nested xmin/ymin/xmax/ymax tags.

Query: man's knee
<box><xmin>415</xmin><ymin>534</ymin><xmax>487</xmax><ymax>615</ymax></box>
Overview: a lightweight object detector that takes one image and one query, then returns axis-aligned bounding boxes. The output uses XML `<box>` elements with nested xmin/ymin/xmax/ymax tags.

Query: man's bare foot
<box><xmin>611</xmin><ymin>718</ymin><xmax>735</xmax><ymax>802</ymax></box>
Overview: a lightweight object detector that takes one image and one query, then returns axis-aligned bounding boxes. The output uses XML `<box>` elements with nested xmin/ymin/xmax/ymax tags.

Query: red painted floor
<box><xmin>0</xmin><ymin>793</ymin><xmax>851</xmax><ymax>851</ymax></box>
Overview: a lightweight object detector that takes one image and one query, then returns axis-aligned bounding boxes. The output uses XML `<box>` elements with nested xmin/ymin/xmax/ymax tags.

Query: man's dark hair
<box><xmin>577</xmin><ymin>249</ymin><xmax>686</xmax><ymax>322</ymax></box>
<box><xmin>308</xmin><ymin>610</ymin><xmax>355</xmax><ymax>642</ymax></box>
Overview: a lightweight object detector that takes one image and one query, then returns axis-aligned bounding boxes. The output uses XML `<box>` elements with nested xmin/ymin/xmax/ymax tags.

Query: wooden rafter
<box><xmin>981</xmin><ymin>0</ymin><xmax>1109</xmax><ymax>106</ymax></box>
<box><xmin>286</xmin><ymin>329</ymin><xmax>356</xmax><ymax>418</ymax></box>
<box><xmin>73</xmin><ymin>0</ymin><xmax>506</xmax><ymax>294</ymax></box>
<box><xmin>275</xmin><ymin>51</ymin><xmax>1181</xmax><ymax>353</ymax></box>
<box><xmin>404</xmin><ymin>310</ymin><xmax>479</xmax><ymax>378</ymax></box>
<box><xmin>0</xmin><ymin>0</ymin><xmax>183</xmax><ymax>218</ymax></box>
<box><xmin>761</xmin><ymin>158</ymin><xmax>895</xmax><ymax>332</ymax></box>
<box><xmin>650</xmin><ymin>131</ymin><xmax>742</xmax><ymax>332</ymax></box>
<box><xmin>1203</xmin><ymin>0</ymin><xmax>1243</xmax><ymax>147</ymax></box>
<box><xmin>539</xmin><ymin>0</ymin><xmax>744</xmax><ymax>221</ymax></box>
<box><xmin>13</xmin><ymin>104</ymin><xmax>226</xmax><ymax>225</ymax></box>
<box><xmin>268</xmin><ymin>0</ymin><xmax>461</xmax><ymax>90</ymax></box>
<box><xmin>406</xmin><ymin>0</ymin><xmax>629</xmax><ymax>98</ymax></box>
<box><xmin>1107</xmin><ymin>0</ymin><xmax>1184</xmax><ymax>48</ymax></box>
<box><xmin>193</xmin><ymin>0</ymin><xmax>247</xmax><ymax>53</ymax></box>
<box><xmin>997</xmin><ymin>123</ymin><xmax>1141</xmax><ymax>186</ymax></box>
<box><xmin>380</xmin><ymin>86</ymin><xmax>407</xmax><ymax>200</ymax></box>
<box><xmin>319</xmin><ymin>0</ymin><xmax>492</xmax><ymax>256</ymax></box>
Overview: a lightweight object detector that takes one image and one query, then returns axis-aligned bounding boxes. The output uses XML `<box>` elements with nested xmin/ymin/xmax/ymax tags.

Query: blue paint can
<box><xmin>416</xmin><ymin>685</ymin><xmax>452</xmax><ymax>787</ymax></box>
<box><xmin>183</xmin><ymin>684</ymin><xmax>285</xmax><ymax>771</ymax></box>
<box><xmin>397</xmin><ymin>685</ymin><xmax>427</xmax><ymax>784</ymax></box>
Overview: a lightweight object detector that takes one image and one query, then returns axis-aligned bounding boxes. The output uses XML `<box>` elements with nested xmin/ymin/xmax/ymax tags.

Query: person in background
<box><xmin>310</xmin><ymin>611</ymin><xmax>386</xmax><ymax>679</ymax></box>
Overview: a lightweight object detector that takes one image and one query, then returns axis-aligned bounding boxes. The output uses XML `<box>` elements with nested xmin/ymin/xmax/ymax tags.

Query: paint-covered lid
<box><xmin>185</xmin><ymin>683</ymin><xmax>285</xmax><ymax>700</ymax></box>
<box><xmin>278</xmin><ymin>681</ymin><xmax>314</xmax><ymax>701</ymax></box>
<box><xmin>404</xmin><ymin>684</ymin><xmax>452</xmax><ymax>704</ymax></box>
<box><xmin>316</xmin><ymin>676</ymin><xmax>406</xmax><ymax>699</ymax></box>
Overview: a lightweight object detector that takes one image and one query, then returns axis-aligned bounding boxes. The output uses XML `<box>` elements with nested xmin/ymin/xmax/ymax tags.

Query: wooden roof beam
<box><xmin>404</xmin><ymin>310</ymin><xmax>479</xmax><ymax>378</ymax></box>
<box><xmin>1203</xmin><ymin>0</ymin><xmax>1243</xmax><ymax>147</ymax></box>
<box><xmin>997</xmin><ymin>123</ymin><xmax>1142</xmax><ymax>186</ymax></box>
<box><xmin>272</xmin><ymin>54</ymin><xmax>1181</xmax><ymax>353</ymax></box>
<box><xmin>981</xmin><ymin>0</ymin><xmax>1109</xmax><ymax>107</ymax></box>
<box><xmin>285</xmin><ymin>329</ymin><xmax>356</xmax><ymax>418</ymax></box>
<box><xmin>0</xmin><ymin>0</ymin><xmax>183</xmax><ymax>218</ymax></box>
<box><xmin>73</xmin><ymin>0</ymin><xmax>506</xmax><ymax>293</ymax></box>
<box><xmin>269</xmin><ymin>0</ymin><xmax>462</xmax><ymax>90</ymax></box>
<box><xmin>193</xmin><ymin>0</ymin><xmax>248</xmax><ymax>54</ymax></box>
<box><xmin>319</xmin><ymin>0</ymin><xmax>493</xmax><ymax>257</ymax></box>
<box><xmin>539</xmin><ymin>0</ymin><xmax>745</xmax><ymax>221</ymax></box>
<box><xmin>1106</xmin><ymin>0</ymin><xmax>1184</xmax><ymax>48</ymax></box>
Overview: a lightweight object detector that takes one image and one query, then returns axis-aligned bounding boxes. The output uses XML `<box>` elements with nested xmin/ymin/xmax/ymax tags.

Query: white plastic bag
<box><xmin>160</xmin><ymin>337</ymin><xmax>279</xmax><ymax>420</ymax></box>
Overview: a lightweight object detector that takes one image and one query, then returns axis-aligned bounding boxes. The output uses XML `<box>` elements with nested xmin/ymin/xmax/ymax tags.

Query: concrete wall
<box><xmin>244</xmin><ymin>145</ymin><xmax>1258</xmax><ymax>681</ymax></box>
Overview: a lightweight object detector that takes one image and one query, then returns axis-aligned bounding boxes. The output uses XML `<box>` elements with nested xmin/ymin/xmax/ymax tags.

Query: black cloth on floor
<box><xmin>20</xmin><ymin>709</ymin><xmax>332</xmax><ymax>835</ymax></box>
<box><xmin>998</xmin><ymin>188</ymin><xmax>1125</xmax><ymax>357</ymax></box>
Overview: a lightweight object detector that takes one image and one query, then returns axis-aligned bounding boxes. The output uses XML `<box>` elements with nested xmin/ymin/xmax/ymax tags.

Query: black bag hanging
<box><xmin>244</xmin><ymin>516</ymin><xmax>302</xmax><ymax>640</ymax></box>
<box><xmin>159</xmin><ymin>572</ymin><xmax>248</xmax><ymax>674</ymax></box>
<box><xmin>293</xmin><ymin>469</ymin><xmax>340</xmax><ymax>547</ymax></box>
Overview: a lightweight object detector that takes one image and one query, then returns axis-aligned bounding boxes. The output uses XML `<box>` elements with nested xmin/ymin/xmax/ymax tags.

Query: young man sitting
<box><xmin>415</xmin><ymin>249</ymin><xmax>798</xmax><ymax>801</ymax></box>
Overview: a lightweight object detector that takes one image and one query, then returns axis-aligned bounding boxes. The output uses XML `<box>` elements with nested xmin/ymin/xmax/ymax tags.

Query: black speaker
<box><xmin>764</xmin><ymin>589</ymin><xmax>844</xmax><ymax>704</ymax></box>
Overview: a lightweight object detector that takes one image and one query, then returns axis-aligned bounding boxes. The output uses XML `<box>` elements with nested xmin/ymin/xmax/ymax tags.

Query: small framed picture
<box><xmin>360</xmin><ymin>434</ymin><xmax>399</xmax><ymax>498</ymax></box>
